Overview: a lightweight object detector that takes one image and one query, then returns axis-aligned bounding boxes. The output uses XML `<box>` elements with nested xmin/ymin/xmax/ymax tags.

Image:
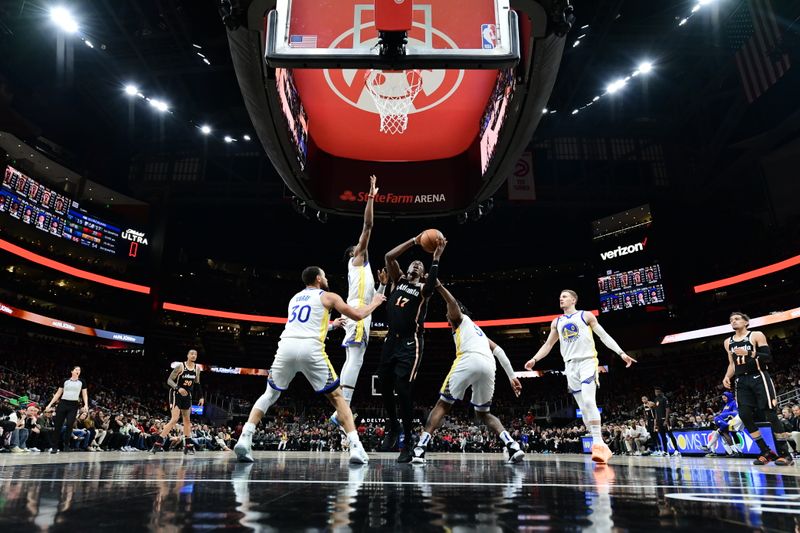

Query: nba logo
<box><xmin>481</xmin><ymin>23</ymin><xmax>496</xmax><ymax>49</ymax></box>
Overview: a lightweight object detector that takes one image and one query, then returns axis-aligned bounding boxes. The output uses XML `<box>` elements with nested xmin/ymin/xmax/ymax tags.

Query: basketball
<box><xmin>419</xmin><ymin>229</ymin><xmax>444</xmax><ymax>253</ymax></box>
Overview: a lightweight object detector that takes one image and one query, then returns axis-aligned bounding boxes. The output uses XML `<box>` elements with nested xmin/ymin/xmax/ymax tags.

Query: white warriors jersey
<box><xmin>454</xmin><ymin>315</ymin><xmax>492</xmax><ymax>359</ymax></box>
<box><xmin>555</xmin><ymin>310</ymin><xmax>597</xmax><ymax>362</ymax></box>
<box><xmin>346</xmin><ymin>257</ymin><xmax>375</xmax><ymax>311</ymax></box>
<box><xmin>280</xmin><ymin>288</ymin><xmax>330</xmax><ymax>343</ymax></box>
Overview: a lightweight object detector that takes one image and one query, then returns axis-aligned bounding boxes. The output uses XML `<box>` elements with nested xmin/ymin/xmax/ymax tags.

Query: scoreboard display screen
<box><xmin>1</xmin><ymin>165</ymin><xmax>148</xmax><ymax>260</ymax></box>
<box><xmin>598</xmin><ymin>264</ymin><xmax>666</xmax><ymax>313</ymax></box>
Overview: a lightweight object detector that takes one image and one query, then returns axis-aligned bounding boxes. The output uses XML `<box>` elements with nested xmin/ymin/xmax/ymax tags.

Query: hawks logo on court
<box><xmin>323</xmin><ymin>8</ymin><xmax>464</xmax><ymax>115</ymax></box>
<box><xmin>561</xmin><ymin>323</ymin><xmax>580</xmax><ymax>343</ymax></box>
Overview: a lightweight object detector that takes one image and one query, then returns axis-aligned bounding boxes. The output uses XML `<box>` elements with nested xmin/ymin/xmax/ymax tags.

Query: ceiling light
<box><xmin>149</xmin><ymin>99</ymin><xmax>169</xmax><ymax>112</ymax></box>
<box><xmin>606</xmin><ymin>78</ymin><xmax>627</xmax><ymax>94</ymax></box>
<box><xmin>200</xmin><ymin>125</ymin><xmax>212</xmax><ymax>135</ymax></box>
<box><xmin>243</xmin><ymin>134</ymin><xmax>251</xmax><ymax>141</ymax></box>
<box><xmin>124</xmin><ymin>84</ymin><xmax>138</xmax><ymax>96</ymax></box>
<box><xmin>50</xmin><ymin>7</ymin><xmax>79</xmax><ymax>34</ymax></box>
<box><xmin>638</xmin><ymin>61</ymin><xmax>653</xmax><ymax>74</ymax></box>
<box><xmin>224</xmin><ymin>136</ymin><xmax>233</xmax><ymax>143</ymax></box>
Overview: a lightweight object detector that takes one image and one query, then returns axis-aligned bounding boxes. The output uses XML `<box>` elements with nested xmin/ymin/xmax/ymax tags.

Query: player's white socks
<box><xmin>342</xmin><ymin>387</ymin><xmax>354</xmax><ymax>406</ymax></box>
<box><xmin>721</xmin><ymin>440</ymin><xmax>733</xmax><ymax>455</ymax></box>
<box><xmin>590</xmin><ymin>424</ymin><xmax>603</xmax><ymax>444</ymax></box>
<box><xmin>499</xmin><ymin>431</ymin><xmax>514</xmax><ymax>445</ymax></box>
<box><xmin>347</xmin><ymin>431</ymin><xmax>361</xmax><ymax>447</ymax></box>
<box><xmin>242</xmin><ymin>422</ymin><xmax>256</xmax><ymax>437</ymax></box>
<box><xmin>418</xmin><ymin>432</ymin><xmax>432</xmax><ymax>447</ymax></box>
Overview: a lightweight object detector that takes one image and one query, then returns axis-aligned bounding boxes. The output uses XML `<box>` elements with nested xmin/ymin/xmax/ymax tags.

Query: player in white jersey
<box><xmin>411</xmin><ymin>284</ymin><xmax>525</xmax><ymax>465</ymax></box>
<box><xmin>234</xmin><ymin>266</ymin><xmax>386</xmax><ymax>464</ymax></box>
<box><xmin>524</xmin><ymin>290</ymin><xmax>636</xmax><ymax>464</ymax></box>
<box><xmin>333</xmin><ymin>175</ymin><xmax>379</xmax><ymax>419</ymax></box>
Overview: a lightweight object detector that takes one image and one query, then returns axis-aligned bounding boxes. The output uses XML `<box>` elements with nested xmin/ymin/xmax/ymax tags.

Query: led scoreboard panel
<box><xmin>1</xmin><ymin>165</ymin><xmax>148</xmax><ymax>260</ymax></box>
<box><xmin>598</xmin><ymin>264</ymin><xmax>666</xmax><ymax>313</ymax></box>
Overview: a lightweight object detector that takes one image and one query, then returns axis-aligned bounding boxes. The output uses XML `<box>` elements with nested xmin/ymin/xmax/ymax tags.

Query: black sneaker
<box><xmin>753</xmin><ymin>450</ymin><xmax>779</xmax><ymax>465</ymax></box>
<box><xmin>506</xmin><ymin>442</ymin><xmax>525</xmax><ymax>464</ymax></box>
<box><xmin>397</xmin><ymin>447</ymin><xmax>413</xmax><ymax>463</ymax></box>
<box><xmin>150</xmin><ymin>441</ymin><xmax>164</xmax><ymax>454</ymax></box>
<box><xmin>380</xmin><ymin>427</ymin><xmax>400</xmax><ymax>452</ymax></box>
<box><xmin>184</xmin><ymin>443</ymin><xmax>195</xmax><ymax>455</ymax></box>
<box><xmin>50</xmin><ymin>449</ymin><xmax>59</xmax><ymax>454</ymax></box>
<box><xmin>775</xmin><ymin>455</ymin><xmax>795</xmax><ymax>466</ymax></box>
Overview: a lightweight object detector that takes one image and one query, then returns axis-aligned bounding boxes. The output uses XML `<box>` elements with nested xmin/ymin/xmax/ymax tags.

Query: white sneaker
<box><xmin>672</xmin><ymin>450</ymin><xmax>681</xmax><ymax>457</ymax></box>
<box><xmin>411</xmin><ymin>446</ymin><xmax>426</xmax><ymax>464</ymax></box>
<box><xmin>234</xmin><ymin>434</ymin><xmax>255</xmax><ymax>463</ymax></box>
<box><xmin>349</xmin><ymin>443</ymin><xmax>369</xmax><ymax>464</ymax></box>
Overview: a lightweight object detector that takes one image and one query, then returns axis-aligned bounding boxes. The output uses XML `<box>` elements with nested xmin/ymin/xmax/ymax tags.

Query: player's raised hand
<box><xmin>369</xmin><ymin>174</ymin><xmax>379</xmax><ymax>197</ymax></box>
<box><xmin>510</xmin><ymin>377</ymin><xmax>522</xmax><ymax>397</ymax></box>
<box><xmin>620</xmin><ymin>353</ymin><xmax>637</xmax><ymax>368</ymax></box>
<box><xmin>433</xmin><ymin>238</ymin><xmax>447</xmax><ymax>260</ymax></box>
<box><xmin>524</xmin><ymin>358</ymin><xmax>536</xmax><ymax>371</ymax></box>
<box><xmin>377</xmin><ymin>267</ymin><xmax>389</xmax><ymax>285</ymax></box>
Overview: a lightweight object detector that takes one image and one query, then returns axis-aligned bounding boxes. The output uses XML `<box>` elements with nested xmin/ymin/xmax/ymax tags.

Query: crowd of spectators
<box><xmin>1</xmin><ymin>327</ymin><xmax>799</xmax><ymax>457</ymax></box>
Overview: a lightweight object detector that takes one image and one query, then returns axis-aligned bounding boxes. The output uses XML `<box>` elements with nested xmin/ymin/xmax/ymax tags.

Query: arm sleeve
<box><xmin>591</xmin><ymin>321</ymin><xmax>624</xmax><ymax>355</ymax></box>
<box><xmin>492</xmin><ymin>345</ymin><xmax>516</xmax><ymax>381</ymax></box>
<box><xmin>422</xmin><ymin>260</ymin><xmax>439</xmax><ymax>297</ymax></box>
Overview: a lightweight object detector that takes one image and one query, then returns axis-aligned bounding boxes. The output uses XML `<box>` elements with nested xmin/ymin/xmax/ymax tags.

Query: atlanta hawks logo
<box><xmin>323</xmin><ymin>24</ymin><xmax>464</xmax><ymax>115</ymax></box>
<box><xmin>561</xmin><ymin>323</ymin><xmax>580</xmax><ymax>343</ymax></box>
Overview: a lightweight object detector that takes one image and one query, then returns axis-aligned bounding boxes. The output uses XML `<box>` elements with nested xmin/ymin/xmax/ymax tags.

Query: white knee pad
<box><xmin>254</xmin><ymin>386</ymin><xmax>281</xmax><ymax>413</ymax></box>
<box><xmin>340</xmin><ymin>344</ymin><xmax>367</xmax><ymax>388</ymax></box>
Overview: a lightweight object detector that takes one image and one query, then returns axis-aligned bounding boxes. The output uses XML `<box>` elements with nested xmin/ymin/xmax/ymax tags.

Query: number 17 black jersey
<box><xmin>386</xmin><ymin>277</ymin><xmax>428</xmax><ymax>337</ymax></box>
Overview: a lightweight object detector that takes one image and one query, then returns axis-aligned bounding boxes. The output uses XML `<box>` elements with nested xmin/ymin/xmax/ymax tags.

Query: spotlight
<box><xmin>243</xmin><ymin>134</ymin><xmax>251</xmax><ymax>141</ymax></box>
<box><xmin>606</xmin><ymin>78</ymin><xmax>627</xmax><ymax>94</ymax></box>
<box><xmin>542</xmin><ymin>108</ymin><xmax>548</xmax><ymax>114</ymax></box>
<box><xmin>200</xmin><ymin>125</ymin><xmax>212</xmax><ymax>135</ymax></box>
<box><xmin>149</xmin><ymin>99</ymin><xmax>169</xmax><ymax>112</ymax></box>
<box><xmin>638</xmin><ymin>61</ymin><xmax>653</xmax><ymax>74</ymax></box>
<box><xmin>572</xmin><ymin>40</ymin><xmax>581</xmax><ymax>48</ymax></box>
<box><xmin>224</xmin><ymin>136</ymin><xmax>233</xmax><ymax>143</ymax></box>
<box><xmin>50</xmin><ymin>6</ymin><xmax>79</xmax><ymax>34</ymax></box>
<box><xmin>679</xmin><ymin>18</ymin><xmax>688</xmax><ymax>26</ymax></box>
<box><xmin>84</xmin><ymin>40</ymin><xmax>93</xmax><ymax>48</ymax></box>
<box><xmin>571</xmin><ymin>109</ymin><xmax>579</xmax><ymax>115</ymax></box>
<box><xmin>124</xmin><ymin>84</ymin><xmax>138</xmax><ymax>96</ymax></box>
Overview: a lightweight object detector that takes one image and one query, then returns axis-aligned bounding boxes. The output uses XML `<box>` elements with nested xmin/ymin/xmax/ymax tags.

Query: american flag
<box><xmin>728</xmin><ymin>0</ymin><xmax>791</xmax><ymax>103</ymax></box>
<box><xmin>288</xmin><ymin>35</ymin><xmax>318</xmax><ymax>48</ymax></box>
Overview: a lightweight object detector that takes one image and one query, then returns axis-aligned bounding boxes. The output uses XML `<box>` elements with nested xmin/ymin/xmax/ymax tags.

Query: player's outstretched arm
<box><xmin>722</xmin><ymin>338</ymin><xmax>735</xmax><ymax>389</ymax></box>
<box><xmin>435</xmin><ymin>282</ymin><xmax>462</xmax><ymax>327</ymax></box>
<box><xmin>385</xmin><ymin>235</ymin><xmax>420</xmax><ymax>283</ymax></box>
<box><xmin>585</xmin><ymin>312</ymin><xmax>637</xmax><ymax>367</ymax></box>
<box><xmin>524</xmin><ymin>319</ymin><xmax>559</xmax><ymax>370</ymax></box>
<box><xmin>422</xmin><ymin>238</ymin><xmax>446</xmax><ymax>297</ymax></box>
<box><xmin>352</xmin><ymin>175</ymin><xmax>378</xmax><ymax>267</ymax></box>
<box><xmin>323</xmin><ymin>291</ymin><xmax>386</xmax><ymax>321</ymax></box>
<box><xmin>489</xmin><ymin>338</ymin><xmax>521</xmax><ymax>397</ymax></box>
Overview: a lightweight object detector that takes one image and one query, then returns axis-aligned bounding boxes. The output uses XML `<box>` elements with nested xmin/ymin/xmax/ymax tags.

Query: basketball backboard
<box><xmin>266</xmin><ymin>0</ymin><xmax>519</xmax><ymax>70</ymax></box>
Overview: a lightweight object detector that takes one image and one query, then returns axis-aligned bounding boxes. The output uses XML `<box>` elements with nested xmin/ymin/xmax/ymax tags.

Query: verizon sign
<box><xmin>600</xmin><ymin>238</ymin><xmax>647</xmax><ymax>261</ymax></box>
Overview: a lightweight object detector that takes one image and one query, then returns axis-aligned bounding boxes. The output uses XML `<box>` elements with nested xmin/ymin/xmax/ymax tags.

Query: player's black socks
<box><xmin>754</xmin><ymin>437</ymin><xmax>770</xmax><ymax>454</ymax></box>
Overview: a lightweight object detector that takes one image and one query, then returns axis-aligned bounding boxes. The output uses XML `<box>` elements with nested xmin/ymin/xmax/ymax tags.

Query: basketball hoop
<box><xmin>364</xmin><ymin>69</ymin><xmax>423</xmax><ymax>134</ymax></box>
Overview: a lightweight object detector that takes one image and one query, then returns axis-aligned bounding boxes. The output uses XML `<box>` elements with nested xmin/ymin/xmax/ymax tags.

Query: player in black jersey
<box><xmin>379</xmin><ymin>233</ymin><xmax>446</xmax><ymax>462</ymax></box>
<box><xmin>722</xmin><ymin>312</ymin><xmax>793</xmax><ymax>466</ymax></box>
<box><xmin>151</xmin><ymin>349</ymin><xmax>204</xmax><ymax>455</ymax></box>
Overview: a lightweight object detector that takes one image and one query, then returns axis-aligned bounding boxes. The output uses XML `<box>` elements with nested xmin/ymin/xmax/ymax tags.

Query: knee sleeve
<box><xmin>340</xmin><ymin>344</ymin><xmax>366</xmax><ymax>388</ymax></box>
<box><xmin>738</xmin><ymin>405</ymin><xmax>759</xmax><ymax>433</ymax></box>
<box><xmin>254</xmin><ymin>387</ymin><xmax>281</xmax><ymax>413</ymax></box>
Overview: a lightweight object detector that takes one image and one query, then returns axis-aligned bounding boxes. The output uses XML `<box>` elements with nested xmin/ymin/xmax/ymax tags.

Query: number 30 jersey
<box><xmin>280</xmin><ymin>288</ymin><xmax>330</xmax><ymax>344</ymax></box>
<box><xmin>386</xmin><ymin>277</ymin><xmax>428</xmax><ymax>337</ymax></box>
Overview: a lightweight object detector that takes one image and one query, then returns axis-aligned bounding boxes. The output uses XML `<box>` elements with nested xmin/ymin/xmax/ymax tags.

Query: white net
<box><xmin>364</xmin><ymin>69</ymin><xmax>424</xmax><ymax>134</ymax></box>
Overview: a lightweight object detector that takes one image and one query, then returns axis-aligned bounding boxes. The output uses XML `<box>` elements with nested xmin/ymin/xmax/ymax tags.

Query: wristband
<box><xmin>368</xmin><ymin>194</ymin><xmax>375</xmax><ymax>199</ymax></box>
<box><xmin>412</xmin><ymin>237</ymin><xmax>418</xmax><ymax>245</ymax></box>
